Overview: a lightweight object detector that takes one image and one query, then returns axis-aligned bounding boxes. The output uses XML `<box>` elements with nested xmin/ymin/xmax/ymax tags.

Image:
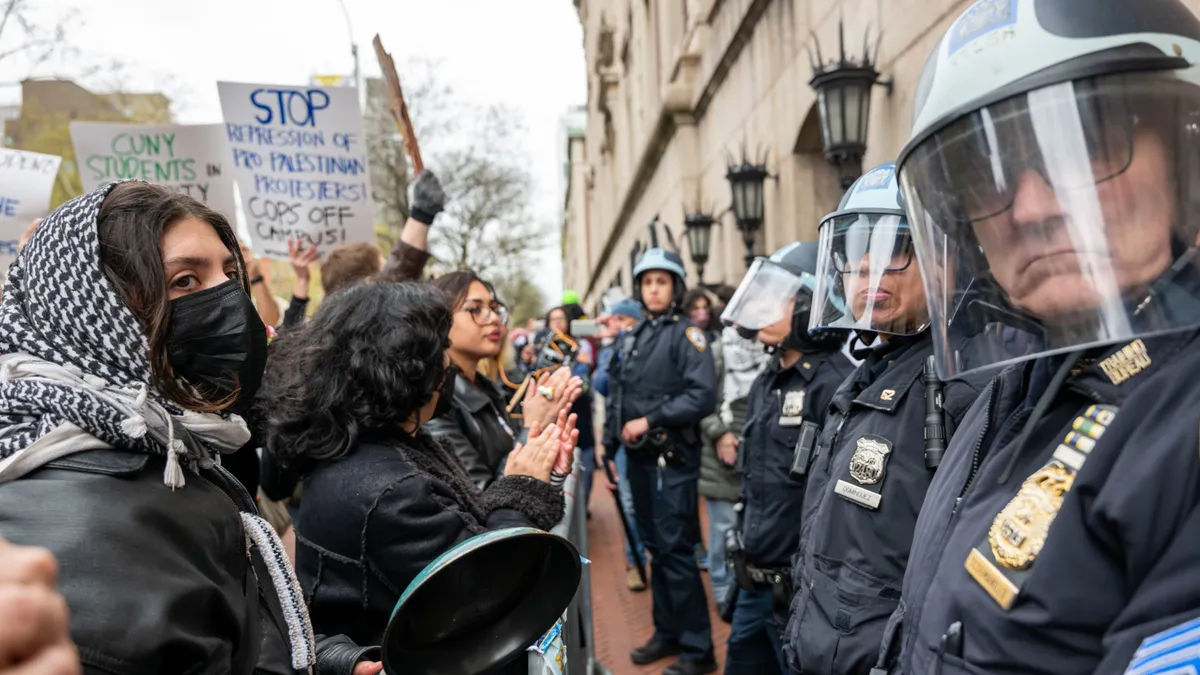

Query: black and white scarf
<box><xmin>0</xmin><ymin>182</ymin><xmax>316</xmax><ymax>671</ymax></box>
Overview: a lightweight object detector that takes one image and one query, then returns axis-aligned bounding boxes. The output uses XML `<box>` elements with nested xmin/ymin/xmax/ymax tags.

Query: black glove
<box><xmin>315</xmin><ymin>634</ymin><xmax>381</xmax><ymax>675</ymax></box>
<box><xmin>410</xmin><ymin>170</ymin><xmax>446</xmax><ymax>225</ymax></box>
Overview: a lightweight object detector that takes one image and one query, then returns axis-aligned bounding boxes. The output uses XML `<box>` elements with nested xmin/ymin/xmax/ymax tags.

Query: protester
<box><xmin>594</xmin><ymin>297</ymin><xmax>648</xmax><ymax>591</ymax></box>
<box><xmin>322</xmin><ymin>242</ymin><xmax>384</xmax><ymax>295</ymax></box>
<box><xmin>0</xmin><ymin>536</ymin><xmax>79</xmax><ymax>675</ymax></box>
<box><xmin>682</xmin><ymin>288</ymin><xmax>719</xmax><ymax>342</ymax></box>
<box><xmin>695</xmin><ymin>321</ymin><xmax>738</xmax><ymax>619</ymax></box>
<box><xmin>0</xmin><ymin>181</ymin><xmax>378</xmax><ymax>674</ymax></box>
<box><xmin>260</xmin><ymin>281</ymin><xmax>575</xmax><ymax>665</ymax></box>
<box><xmin>544</xmin><ymin>305</ymin><xmax>596</xmax><ymax>510</ymax></box>
<box><xmin>883</xmin><ymin>1</ymin><xmax>1200</xmax><ymax>672</ymax></box>
<box><xmin>426</xmin><ymin>270</ymin><xmax>582</xmax><ymax>489</ymax></box>
<box><xmin>606</xmin><ymin>248</ymin><xmax>718</xmax><ymax>675</ymax></box>
<box><xmin>258</xmin><ymin>170</ymin><xmax>447</xmax><ymax>521</ymax></box>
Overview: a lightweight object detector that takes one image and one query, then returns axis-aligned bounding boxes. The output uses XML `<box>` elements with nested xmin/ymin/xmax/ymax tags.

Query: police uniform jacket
<box><xmin>604</xmin><ymin>311</ymin><xmax>717</xmax><ymax>447</ymax></box>
<box><xmin>891</xmin><ymin>329</ymin><xmax>1200</xmax><ymax>675</ymax></box>
<box><xmin>783</xmin><ymin>331</ymin><xmax>991</xmax><ymax>675</ymax></box>
<box><xmin>739</xmin><ymin>349</ymin><xmax>853</xmax><ymax>568</ymax></box>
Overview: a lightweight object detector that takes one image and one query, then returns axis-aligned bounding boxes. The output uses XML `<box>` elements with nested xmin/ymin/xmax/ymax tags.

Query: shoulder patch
<box><xmin>685</xmin><ymin>326</ymin><xmax>708</xmax><ymax>352</ymax></box>
<box><xmin>1124</xmin><ymin>615</ymin><xmax>1200</xmax><ymax>674</ymax></box>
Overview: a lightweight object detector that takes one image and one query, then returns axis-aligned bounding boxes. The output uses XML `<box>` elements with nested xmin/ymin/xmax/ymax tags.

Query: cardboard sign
<box><xmin>217</xmin><ymin>82</ymin><xmax>375</xmax><ymax>260</ymax></box>
<box><xmin>0</xmin><ymin>148</ymin><xmax>62</xmax><ymax>281</ymax></box>
<box><xmin>70</xmin><ymin>122</ymin><xmax>239</xmax><ymax>221</ymax></box>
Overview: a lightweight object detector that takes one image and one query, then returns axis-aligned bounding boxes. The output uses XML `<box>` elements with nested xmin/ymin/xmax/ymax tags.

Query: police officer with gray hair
<box><xmin>718</xmin><ymin>241</ymin><xmax>854</xmax><ymax>675</ymax></box>
<box><xmin>880</xmin><ymin>0</ymin><xmax>1200</xmax><ymax>672</ymax></box>
<box><xmin>606</xmin><ymin>248</ymin><xmax>718</xmax><ymax>675</ymax></box>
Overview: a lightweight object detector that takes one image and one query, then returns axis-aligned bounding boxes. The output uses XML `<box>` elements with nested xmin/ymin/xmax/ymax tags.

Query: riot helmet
<box><xmin>811</xmin><ymin>163</ymin><xmax>930</xmax><ymax>337</ymax></box>
<box><xmin>633</xmin><ymin>248</ymin><xmax>687</xmax><ymax>313</ymax></box>
<box><xmin>898</xmin><ymin>0</ymin><xmax>1200</xmax><ymax>378</ymax></box>
<box><xmin>722</xmin><ymin>241</ymin><xmax>845</xmax><ymax>351</ymax></box>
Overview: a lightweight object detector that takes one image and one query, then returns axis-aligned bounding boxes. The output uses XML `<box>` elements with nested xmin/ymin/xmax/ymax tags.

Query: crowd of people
<box><xmin>0</xmin><ymin>169</ymin><xmax>584</xmax><ymax>675</ymax></box>
<box><xmin>3</xmin><ymin>1</ymin><xmax>1200</xmax><ymax>674</ymax></box>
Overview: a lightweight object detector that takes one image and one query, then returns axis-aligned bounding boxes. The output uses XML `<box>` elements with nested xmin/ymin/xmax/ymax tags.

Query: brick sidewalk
<box><xmin>585</xmin><ymin>486</ymin><xmax>730</xmax><ymax>675</ymax></box>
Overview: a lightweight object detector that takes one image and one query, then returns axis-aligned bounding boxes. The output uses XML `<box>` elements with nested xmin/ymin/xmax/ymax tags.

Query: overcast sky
<box><xmin>8</xmin><ymin>0</ymin><xmax>587</xmax><ymax>300</ymax></box>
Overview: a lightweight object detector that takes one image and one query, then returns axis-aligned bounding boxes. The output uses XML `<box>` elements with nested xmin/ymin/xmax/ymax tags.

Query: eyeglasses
<box><xmin>914</xmin><ymin>81</ymin><xmax>1136</xmax><ymax>227</ymax></box>
<box><xmin>830</xmin><ymin>215</ymin><xmax>915</xmax><ymax>274</ymax></box>
<box><xmin>462</xmin><ymin>301</ymin><xmax>510</xmax><ymax>326</ymax></box>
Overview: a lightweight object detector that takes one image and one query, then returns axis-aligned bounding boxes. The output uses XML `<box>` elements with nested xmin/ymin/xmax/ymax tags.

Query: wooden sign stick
<box><xmin>371</xmin><ymin>34</ymin><xmax>424</xmax><ymax>174</ymax></box>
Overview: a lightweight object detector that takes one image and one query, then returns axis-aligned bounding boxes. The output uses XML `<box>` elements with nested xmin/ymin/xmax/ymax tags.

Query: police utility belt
<box><xmin>724</xmin><ymin>526</ymin><xmax>793</xmax><ymax>610</ymax></box>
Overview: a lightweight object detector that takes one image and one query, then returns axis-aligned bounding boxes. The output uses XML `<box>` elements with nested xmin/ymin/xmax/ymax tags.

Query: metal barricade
<box><xmin>529</xmin><ymin>451</ymin><xmax>611</xmax><ymax>675</ymax></box>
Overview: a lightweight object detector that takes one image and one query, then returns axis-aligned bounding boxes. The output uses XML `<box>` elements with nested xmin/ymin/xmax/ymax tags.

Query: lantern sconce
<box><xmin>807</xmin><ymin>21</ymin><xmax>893</xmax><ymax>189</ymax></box>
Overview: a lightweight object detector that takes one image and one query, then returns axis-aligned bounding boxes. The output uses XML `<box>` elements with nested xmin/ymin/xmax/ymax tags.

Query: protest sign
<box><xmin>0</xmin><ymin>148</ymin><xmax>62</xmax><ymax>281</ymax></box>
<box><xmin>218</xmin><ymin>82</ymin><xmax>375</xmax><ymax>260</ymax></box>
<box><xmin>70</xmin><ymin>122</ymin><xmax>238</xmax><ymax>221</ymax></box>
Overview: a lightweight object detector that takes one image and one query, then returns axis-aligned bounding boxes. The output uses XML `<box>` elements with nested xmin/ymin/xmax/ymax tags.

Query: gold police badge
<box><xmin>988</xmin><ymin>461</ymin><xmax>1074</xmax><ymax>570</ymax></box>
<box><xmin>848</xmin><ymin>436</ymin><xmax>892</xmax><ymax>485</ymax></box>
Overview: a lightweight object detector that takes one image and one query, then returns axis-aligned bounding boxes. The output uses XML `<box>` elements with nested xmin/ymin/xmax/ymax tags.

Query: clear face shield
<box><xmin>811</xmin><ymin>213</ymin><xmax>931</xmax><ymax>335</ymax></box>
<box><xmin>720</xmin><ymin>258</ymin><xmax>815</xmax><ymax>335</ymax></box>
<box><xmin>900</xmin><ymin>72</ymin><xmax>1200</xmax><ymax>377</ymax></box>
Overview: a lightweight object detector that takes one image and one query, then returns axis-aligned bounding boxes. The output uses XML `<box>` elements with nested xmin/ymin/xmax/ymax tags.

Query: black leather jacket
<box><xmin>425</xmin><ymin>367</ymin><xmax>520</xmax><ymax>490</ymax></box>
<box><xmin>0</xmin><ymin>449</ymin><xmax>375</xmax><ymax>675</ymax></box>
<box><xmin>296</xmin><ymin>433</ymin><xmax>565</xmax><ymax>650</ymax></box>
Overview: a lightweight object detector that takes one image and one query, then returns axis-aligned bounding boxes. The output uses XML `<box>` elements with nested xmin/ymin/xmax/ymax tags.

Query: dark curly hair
<box><xmin>259</xmin><ymin>281</ymin><xmax>453</xmax><ymax>474</ymax></box>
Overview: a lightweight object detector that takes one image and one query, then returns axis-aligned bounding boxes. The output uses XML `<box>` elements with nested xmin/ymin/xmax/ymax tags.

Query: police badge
<box><xmin>834</xmin><ymin>434</ymin><xmax>894</xmax><ymax>510</ymax></box>
<box><xmin>849</xmin><ymin>436</ymin><xmax>892</xmax><ymax>485</ymax></box>
<box><xmin>779</xmin><ymin>389</ymin><xmax>805</xmax><ymax>427</ymax></box>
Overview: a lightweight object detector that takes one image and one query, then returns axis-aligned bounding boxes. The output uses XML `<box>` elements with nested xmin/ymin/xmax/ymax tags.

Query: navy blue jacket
<box><xmin>739</xmin><ymin>348</ymin><xmax>853</xmax><ymax>568</ymax></box>
<box><xmin>891</xmin><ymin>328</ymin><xmax>1200</xmax><ymax>675</ymax></box>
<box><xmin>604</xmin><ymin>311</ymin><xmax>717</xmax><ymax>446</ymax></box>
<box><xmin>783</xmin><ymin>332</ymin><xmax>991</xmax><ymax>675</ymax></box>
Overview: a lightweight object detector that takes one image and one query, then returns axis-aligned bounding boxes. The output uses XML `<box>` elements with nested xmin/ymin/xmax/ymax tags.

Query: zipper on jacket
<box><xmin>951</xmin><ymin>380</ymin><xmax>997</xmax><ymax>518</ymax></box>
<box><xmin>822</xmin><ymin>412</ymin><xmax>850</xmax><ymax>473</ymax></box>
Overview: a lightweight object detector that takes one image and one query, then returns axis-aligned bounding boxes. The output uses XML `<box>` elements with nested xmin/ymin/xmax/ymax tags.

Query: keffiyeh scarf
<box><xmin>0</xmin><ymin>182</ymin><xmax>315</xmax><ymax>670</ymax></box>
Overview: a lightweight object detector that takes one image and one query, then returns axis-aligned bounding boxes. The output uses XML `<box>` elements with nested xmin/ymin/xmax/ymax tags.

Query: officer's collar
<box><xmin>768</xmin><ymin>348</ymin><xmax>837</xmax><ymax>384</ymax></box>
<box><xmin>1062</xmin><ymin>327</ymin><xmax>1200</xmax><ymax>405</ymax></box>
<box><xmin>846</xmin><ymin>332</ymin><xmax>933</xmax><ymax>413</ymax></box>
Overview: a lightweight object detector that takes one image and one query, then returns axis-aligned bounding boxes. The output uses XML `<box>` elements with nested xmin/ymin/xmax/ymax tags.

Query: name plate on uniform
<box><xmin>965</xmin><ymin>548</ymin><xmax>1019</xmax><ymax>610</ymax></box>
<box><xmin>835</xmin><ymin>479</ymin><xmax>881</xmax><ymax>510</ymax></box>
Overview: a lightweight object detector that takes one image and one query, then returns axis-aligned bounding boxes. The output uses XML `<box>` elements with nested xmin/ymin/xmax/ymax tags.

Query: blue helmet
<box><xmin>811</xmin><ymin>163</ymin><xmax>929</xmax><ymax>337</ymax></box>
<box><xmin>633</xmin><ymin>248</ymin><xmax>687</xmax><ymax>308</ymax></box>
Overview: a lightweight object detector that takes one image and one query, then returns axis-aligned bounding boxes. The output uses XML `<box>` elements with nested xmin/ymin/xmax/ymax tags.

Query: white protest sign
<box><xmin>70</xmin><ymin>122</ymin><xmax>238</xmax><ymax>221</ymax></box>
<box><xmin>0</xmin><ymin>148</ymin><xmax>62</xmax><ymax>281</ymax></box>
<box><xmin>217</xmin><ymin>82</ymin><xmax>374</xmax><ymax>260</ymax></box>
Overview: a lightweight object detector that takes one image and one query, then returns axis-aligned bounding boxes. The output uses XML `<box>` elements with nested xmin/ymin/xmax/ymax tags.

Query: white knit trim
<box><xmin>241</xmin><ymin>512</ymin><xmax>316</xmax><ymax>670</ymax></box>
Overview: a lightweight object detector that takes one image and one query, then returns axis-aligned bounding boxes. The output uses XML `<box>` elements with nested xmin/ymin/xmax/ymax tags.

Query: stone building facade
<box><xmin>562</xmin><ymin>0</ymin><xmax>1037</xmax><ymax>309</ymax></box>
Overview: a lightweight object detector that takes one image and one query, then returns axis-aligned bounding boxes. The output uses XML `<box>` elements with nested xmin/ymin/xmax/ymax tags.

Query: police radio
<box><xmin>922</xmin><ymin>355</ymin><xmax>947</xmax><ymax>470</ymax></box>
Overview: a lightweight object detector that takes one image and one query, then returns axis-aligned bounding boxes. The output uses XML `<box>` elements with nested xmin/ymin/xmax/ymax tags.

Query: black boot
<box><xmin>630</xmin><ymin>639</ymin><xmax>683</xmax><ymax>665</ymax></box>
<box><xmin>662</xmin><ymin>655</ymin><xmax>718</xmax><ymax>675</ymax></box>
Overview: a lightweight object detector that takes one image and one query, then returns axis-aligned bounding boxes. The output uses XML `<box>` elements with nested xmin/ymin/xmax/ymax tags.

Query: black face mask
<box><xmin>432</xmin><ymin>367</ymin><xmax>457</xmax><ymax>419</ymax></box>
<box><xmin>166</xmin><ymin>280</ymin><xmax>268</xmax><ymax>410</ymax></box>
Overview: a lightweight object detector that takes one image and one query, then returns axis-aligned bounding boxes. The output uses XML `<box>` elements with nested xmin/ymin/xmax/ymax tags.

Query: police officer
<box><xmin>718</xmin><ymin>242</ymin><xmax>855</xmax><ymax>674</ymax></box>
<box><xmin>880</xmin><ymin>1</ymin><xmax>1200</xmax><ymax>673</ymax></box>
<box><xmin>780</xmin><ymin>164</ymin><xmax>997</xmax><ymax>675</ymax></box>
<box><xmin>607</xmin><ymin>247</ymin><xmax>718</xmax><ymax>675</ymax></box>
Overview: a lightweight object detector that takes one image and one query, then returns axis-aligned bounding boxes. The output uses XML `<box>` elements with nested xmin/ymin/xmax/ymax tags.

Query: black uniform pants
<box><xmin>626</xmin><ymin>446</ymin><xmax>714</xmax><ymax>660</ymax></box>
